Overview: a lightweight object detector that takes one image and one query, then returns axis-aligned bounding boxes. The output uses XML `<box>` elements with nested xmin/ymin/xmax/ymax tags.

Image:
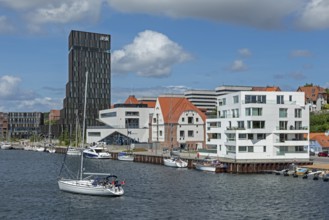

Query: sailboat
<box><xmin>66</xmin><ymin>111</ymin><xmax>82</xmax><ymax>156</ymax></box>
<box><xmin>58</xmin><ymin>71</ymin><xmax>125</xmax><ymax>196</ymax></box>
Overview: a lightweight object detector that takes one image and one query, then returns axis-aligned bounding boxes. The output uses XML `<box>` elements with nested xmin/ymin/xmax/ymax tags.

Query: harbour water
<box><xmin>1</xmin><ymin>150</ymin><xmax>329</xmax><ymax>220</ymax></box>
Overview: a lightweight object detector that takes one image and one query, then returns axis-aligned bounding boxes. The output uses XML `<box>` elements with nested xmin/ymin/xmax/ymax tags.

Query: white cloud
<box><xmin>238</xmin><ymin>48</ymin><xmax>252</xmax><ymax>57</ymax></box>
<box><xmin>0</xmin><ymin>16</ymin><xmax>15</xmax><ymax>33</ymax></box>
<box><xmin>27</xmin><ymin>0</ymin><xmax>101</xmax><ymax>25</ymax></box>
<box><xmin>0</xmin><ymin>75</ymin><xmax>21</xmax><ymax>98</ymax></box>
<box><xmin>229</xmin><ymin>60</ymin><xmax>247</xmax><ymax>72</ymax></box>
<box><xmin>290</xmin><ymin>50</ymin><xmax>312</xmax><ymax>57</ymax></box>
<box><xmin>297</xmin><ymin>0</ymin><xmax>329</xmax><ymax>30</ymax></box>
<box><xmin>107</xmin><ymin>0</ymin><xmax>301</xmax><ymax>29</ymax></box>
<box><xmin>112</xmin><ymin>30</ymin><xmax>192</xmax><ymax>77</ymax></box>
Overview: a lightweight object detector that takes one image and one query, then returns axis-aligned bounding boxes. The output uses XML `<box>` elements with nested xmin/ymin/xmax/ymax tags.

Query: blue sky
<box><xmin>0</xmin><ymin>0</ymin><xmax>329</xmax><ymax>112</ymax></box>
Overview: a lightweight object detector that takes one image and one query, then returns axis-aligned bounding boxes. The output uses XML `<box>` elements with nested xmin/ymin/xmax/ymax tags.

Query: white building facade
<box><xmin>86</xmin><ymin>106</ymin><xmax>154</xmax><ymax>144</ymax></box>
<box><xmin>206</xmin><ymin>91</ymin><xmax>309</xmax><ymax>160</ymax></box>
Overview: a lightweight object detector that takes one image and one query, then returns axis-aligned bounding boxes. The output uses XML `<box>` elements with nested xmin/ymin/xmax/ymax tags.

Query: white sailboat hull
<box><xmin>67</xmin><ymin>147</ymin><xmax>82</xmax><ymax>156</ymax></box>
<box><xmin>163</xmin><ymin>158</ymin><xmax>188</xmax><ymax>168</ymax></box>
<box><xmin>58</xmin><ymin>179</ymin><xmax>124</xmax><ymax>196</ymax></box>
<box><xmin>195</xmin><ymin>164</ymin><xmax>216</xmax><ymax>172</ymax></box>
<box><xmin>118</xmin><ymin>155</ymin><xmax>134</xmax><ymax>161</ymax></box>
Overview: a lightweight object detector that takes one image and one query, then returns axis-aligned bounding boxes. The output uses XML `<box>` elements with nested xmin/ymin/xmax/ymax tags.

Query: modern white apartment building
<box><xmin>86</xmin><ymin>103</ymin><xmax>154</xmax><ymax>144</ymax></box>
<box><xmin>206</xmin><ymin>91</ymin><xmax>309</xmax><ymax>160</ymax></box>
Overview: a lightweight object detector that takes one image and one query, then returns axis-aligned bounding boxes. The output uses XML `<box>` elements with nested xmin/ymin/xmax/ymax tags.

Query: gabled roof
<box><xmin>310</xmin><ymin>132</ymin><xmax>329</xmax><ymax>148</ymax></box>
<box><xmin>297</xmin><ymin>86</ymin><xmax>327</xmax><ymax>102</ymax></box>
<box><xmin>252</xmin><ymin>86</ymin><xmax>281</xmax><ymax>91</ymax></box>
<box><xmin>123</xmin><ymin>95</ymin><xmax>156</xmax><ymax>108</ymax></box>
<box><xmin>124</xmin><ymin>95</ymin><xmax>139</xmax><ymax>104</ymax></box>
<box><xmin>158</xmin><ymin>97</ymin><xmax>207</xmax><ymax>123</ymax></box>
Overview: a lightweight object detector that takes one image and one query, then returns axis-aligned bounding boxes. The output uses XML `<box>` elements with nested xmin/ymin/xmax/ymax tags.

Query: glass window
<box><xmin>279</xmin><ymin>108</ymin><xmax>288</xmax><ymax>118</ymax></box>
<box><xmin>277</xmin><ymin>95</ymin><xmax>284</xmax><ymax>104</ymax></box>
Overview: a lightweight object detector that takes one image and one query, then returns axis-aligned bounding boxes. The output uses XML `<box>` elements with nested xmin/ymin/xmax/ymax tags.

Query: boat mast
<box><xmin>80</xmin><ymin>71</ymin><xmax>88</xmax><ymax>180</ymax></box>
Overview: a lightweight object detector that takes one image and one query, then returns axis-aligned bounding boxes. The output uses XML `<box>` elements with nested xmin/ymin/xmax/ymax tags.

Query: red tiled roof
<box><xmin>252</xmin><ymin>86</ymin><xmax>281</xmax><ymax>91</ymax></box>
<box><xmin>124</xmin><ymin>95</ymin><xmax>139</xmax><ymax>104</ymax></box>
<box><xmin>310</xmin><ymin>132</ymin><xmax>329</xmax><ymax>148</ymax></box>
<box><xmin>158</xmin><ymin>97</ymin><xmax>207</xmax><ymax>123</ymax></box>
<box><xmin>297</xmin><ymin>86</ymin><xmax>327</xmax><ymax>102</ymax></box>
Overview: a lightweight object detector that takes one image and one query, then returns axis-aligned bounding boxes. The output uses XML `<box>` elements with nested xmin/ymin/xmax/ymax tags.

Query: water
<box><xmin>1</xmin><ymin>150</ymin><xmax>329</xmax><ymax>220</ymax></box>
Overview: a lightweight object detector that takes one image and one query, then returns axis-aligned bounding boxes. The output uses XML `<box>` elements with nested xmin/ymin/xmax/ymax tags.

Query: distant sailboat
<box><xmin>58</xmin><ymin>72</ymin><xmax>125</xmax><ymax>196</ymax></box>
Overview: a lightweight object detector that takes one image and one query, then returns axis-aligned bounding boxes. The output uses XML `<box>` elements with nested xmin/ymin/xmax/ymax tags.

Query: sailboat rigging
<box><xmin>58</xmin><ymin>71</ymin><xmax>125</xmax><ymax>196</ymax></box>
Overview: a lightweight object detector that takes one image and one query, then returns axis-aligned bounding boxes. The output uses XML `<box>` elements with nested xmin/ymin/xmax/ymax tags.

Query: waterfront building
<box><xmin>151</xmin><ymin>96</ymin><xmax>207</xmax><ymax>150</ymax></box>
<box><xmin>60</xmin><ymin>30</ymin><xmax>111</xmax><ymax>131</ymax></box>
<box><xmin>206</xmin><ymin>91</ymin><xmax>310</xmax><ymax>160</ymax></box>
<box><xmin>215</xmin><ymin>85</ymin><xmax>253</xmax><ymax>96</ymax></box>
<box><xmin>8</xmin><ymin>112</ymin><xmax>44</xmax><ymax>138</ymax></box>
<box><xmin>86</xmin><ymin>95</ymin><xmax>154</xmax><ymax>145</ymax></box>
<box><xmin>0</xmin><ymin>112</ymin><xmax>8</xmax><ymax>141</ymax></box>
<box><xmin>184</xmin><ymin>89</ymin><xmax>217</xmax><ymax>115</ymax></box>
<box><xmin>309</xmin><ymin>132</ymin><xmax>329</xmax><ymax>154</ymax></box>
<box><xmin>297</xmin><ymin>85</ymin><xmax>327</xmax><ymax>111</ymax></box>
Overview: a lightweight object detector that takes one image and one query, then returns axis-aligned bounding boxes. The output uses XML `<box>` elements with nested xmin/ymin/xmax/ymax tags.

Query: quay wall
<box><xmin>54</xmin><ymin>147</ymin><xmax>313</xmax><ymax>174</ymax></box>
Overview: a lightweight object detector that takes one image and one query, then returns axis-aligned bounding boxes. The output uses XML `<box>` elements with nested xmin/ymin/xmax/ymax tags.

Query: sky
<box><xmin>0</xmin><ymin>0</ymin><xmax>329</xmax><ymax>112</ymax></box>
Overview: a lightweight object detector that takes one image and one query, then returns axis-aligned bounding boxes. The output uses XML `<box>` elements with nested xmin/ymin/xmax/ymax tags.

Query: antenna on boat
<box><xmin>80</xmin><ymin>71</ymin><xmax>88</xmax><ymax>180</ymax></box>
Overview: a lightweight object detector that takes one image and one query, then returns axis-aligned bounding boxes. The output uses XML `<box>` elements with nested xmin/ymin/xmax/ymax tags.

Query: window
<box><xmin>279</xmin><ymin>121</ymin><xmax>288</xmax><ymax>130</ymax></box>
<box><xmin>237</xmin><ymin>121</ymin><xmax>244</xmax><ymax>129</ymax></box>
<box><xmin>245</xmin><ymin>108</ymin><xmax>262</xmax><ymax>116</ymax></box>
<box><xmin>295</xmin><ymin>121</ymin><xmax>302</xmax><ymax>130</ymax></box>
<box><xmin>188</xmin><ymin>130</ymin><xmax>194</xmax><ymax>137</ymax></box>
<box><xmin>100</xmin><ymin>112</ymin><xmax>116</xmax><ymax>118</ymax></box>
<box><xmin>294</xmin><ymin>109</ymin><xmax>302</xmax><ymax>118</ymax></box>
<box><xmin>233</xmin><ymin>95</ymin><xmax>239</xmax><ymax>104</ymax></box>
<box><xmin>125</xmin><ymin>111</ymin><xmax>139</xmax><ymax>116</ymax></box>
<box><xmin>238</xmin><ymin>134</ymin><xmax>247</xmax><ymax>139</ymax></box>
<box><xmin>279</xmin><ymin>108</ymin><xmax>288</xmax><ymax>118</ymax></box>
<box><xmin>248</xmin><ymin>121</ymin><xmax>265</xmax><ymax>129</ymax></box>
<box><xmin>277</xmin><ymin>95</ymin><xmax>284</xmax><ymax>104</ymax></box>
<box><xmin>232</xmin><ymin>109</ymin><xmax>239</xmax><ymax>118</ymax></box>
<box><xmin>257</xmin><ymin>133</ymin><xmax>266</xmax><ymax>140</ymax></box>
<box><xmin>245</xmin><ymin>95</ymin><xmax>266</xmax><ymax>104</ymax></box>
<box><xmin>88</xmin><ymin>132</ymin><xmax>101</xmax><ymax>137</ymax></box>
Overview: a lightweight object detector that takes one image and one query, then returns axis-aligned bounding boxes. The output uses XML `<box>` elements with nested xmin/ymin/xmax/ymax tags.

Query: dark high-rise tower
<box><xmin>61</xmin><ymin>30</ymin><xmax>111</xmax><ymax>130</ymax></box>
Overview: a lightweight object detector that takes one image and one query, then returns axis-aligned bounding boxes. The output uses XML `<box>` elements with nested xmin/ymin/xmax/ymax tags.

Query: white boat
<box><xmin>118</xmin><ymin>152</ymin><xmax>134</xmax><ymax>161</ymax></box>
<box><xmin>83</xmin><ymin>145</ymin><xmax>111</xmax><ymax>159</ymax></box>
<box><xmin>66</xmin><ymin>147</ymin><xmax>82</xmax><ymax>156</ymax></box>
<box><xmin>1</xmin><ymin>144</ymin><xmax>13</xmax><ymax>150</ymax></box>
<box><xmin>58</xmin><ymin>71</ymin><xmax>124</xmax><ymax>196</ymax></box>
<box><xmin>163</xmin><ymin>156</ymin><xmax>188</xmax><ymax>168</ymax></box>
<box><xmin>194</xmin><ymin>158</ymin><xmax>222</xmax><ymax>172</ymax></box>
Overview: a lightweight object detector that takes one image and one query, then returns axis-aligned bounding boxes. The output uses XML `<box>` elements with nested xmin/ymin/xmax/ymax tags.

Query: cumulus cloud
<box><xmin>0</xmin><ymin>75</ymin><xmax>21</xmax><ymax>98</ymax></box>
<box><xmin>112</xmin><ymin>30</ymin><xmax>192</xmax><ymax>77</ymax></box>
<box><xmin>0</xmin><ymin>75</ymin><xmax>62</xmax><ymax>111</ymax></box>
<box><xmin>0</xmin><ymin>16</ymin><xmax>15</xmax><ymax>33</ymax></box>
<box><xmin>229</xmin><ymin>60</ymin><xmax>247</xmax><ymax>72</ymax></box>
<box><xmin>107</xmin><ymin>0</ymin><xmax>301</xmax><ymax>29</ymax></box>
<box><xmin>27</xmin><ymin>0</ymin><xmax>101</xmax><ymax>25</ymax></box>
<box><xmin>238</xmin><ymin>48</ymin><xmax>252</xmax><ymax>57</ymax></box>
<box><xmin>290</xmin><ymin>49</ymin><xmax>312</xmax><ymax>57</ymax></box>
<box><xmin>297</xmin><ymin>0</ymin><xmax>329</xmax><ymax>30</ymax></box>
